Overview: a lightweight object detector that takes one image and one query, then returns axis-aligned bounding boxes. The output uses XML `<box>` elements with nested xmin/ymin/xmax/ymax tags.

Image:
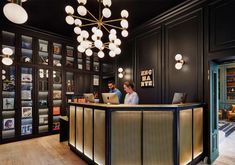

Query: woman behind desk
<box><xmin>123</xmin><ymin>81</ymin><xmax>139</xmax><ymax>104</ymax></box>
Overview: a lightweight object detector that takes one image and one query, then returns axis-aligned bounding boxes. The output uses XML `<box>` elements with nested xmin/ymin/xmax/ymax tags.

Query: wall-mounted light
<box><xmin>3</xmin><ymin>0</ymin><xmax>28</xmax><ymax>24</ymax></box>
<box><xmin>1</xmin><ymin>48</ymin><xmax>13</xmax><ymax>66</ymax></box>
<box><xmin>118</xmin><ymin>67</ymin><xmax>124</xmax><ymax>78</ymax></box>
<box><xmin>175</xmin><ymin>54</ymin><xmax>185</xmax><ymax>70</ymax></box>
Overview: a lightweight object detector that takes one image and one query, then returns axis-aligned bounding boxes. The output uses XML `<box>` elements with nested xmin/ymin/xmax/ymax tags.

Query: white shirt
<box><xmin>124</xmin><ymin>91</ymin><xmax>139</xmax><ymax>104</ymax></box>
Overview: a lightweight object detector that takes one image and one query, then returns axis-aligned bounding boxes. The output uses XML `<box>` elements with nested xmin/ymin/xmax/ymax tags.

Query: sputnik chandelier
<box><xmin>65</xmin><ymin>0</ymin><xmax>129</xmax><ymax>58</ymax></box>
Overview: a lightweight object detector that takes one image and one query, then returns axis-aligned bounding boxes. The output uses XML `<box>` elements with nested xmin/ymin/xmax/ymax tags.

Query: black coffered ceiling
<box><xmin>0</xmin><ymin>0</ymin><xmax>187</xmax><ymax>38</ymax></box>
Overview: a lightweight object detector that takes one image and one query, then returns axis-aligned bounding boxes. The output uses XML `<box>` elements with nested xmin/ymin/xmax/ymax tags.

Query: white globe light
<box><xmin>3</xmin><ymin>3</ymin><xmax>28</xmax><ymax>24</ymax></box>
<box><xmin>118</xmin><ymin>73</ymin><xmax>124</xmax><ymax>78</ymax></box>
<box><xmin>109</xmin><ymin>51</ymin><xmax>116</xmax><ymax>57</ymax></box>
<box><xmin>65</xmin><ymin>5</ymin><xmax>74</xmax><ymax>14</ymax></box>
<box><xmin>2</xmin><ymin>57</ymin><xmax>13</xmax><ymax>66</ymax></box>
<box><xmin>121</xmin><ymin>10</ymin><xmax>129</xmax><ymax>18</ymax></box>
<box><xmin>109</xmin><ymin>43</ymin><xmax>116</xmax><ymax>51</ymax></box>
<box><xmin>81</xmin><ymin>41</ymin><xmax>89</xmax><ymax>49</ymax></box>
<box><xmin>2</xmin><ymin>47</ymin><xmax>13</xmax><ymax>55</ymax></box>
<box><xmin>95</xmin><ymin>40</ymin><xmax>103</xmax><ymax>49</ymax></box>
<box><xmin>114</xmin><ymin>39</ymin><xmax>121</xmax><ymax>46</ymax></box>
<box><xmin>74</xmin><ymin>27</ymin><xmax>81</xmax><ymax>34</ymax></box>
<box><xmin>121</xmin><ymin>19</ymin><xmax>128</xmax><ymax>28</ymax></box>
<box><xmin>98</xmin><ymin>51</ymin><xmax>105</xmax><ymax>58</ymax></box>
<box><xmin>92</xmin><ymin>27</ymin><xmax>98</xmax><ymax>33</ymax></box>
<box><xmin>81</xmin><ymin>30</ymin><xmax>89</xmax><ymax>39</ymax></box>
<box><xmin>102</xmin><ymin>8</ymin><xmax>111</xmax><ymax>18</ymax></box>
<box><xmin>175</xmin><ymin>62</ymin><xmax>183</xmax><ymax>70</ymax></box>
<box><xmin>118</xmin><ymin>67</ymin><xmax>123</xmax><ymax>73</ymax></box>
<box><xmin>21</xmin><ymin>0</ymin><xmax>27</xmax><ymax>2</ymax></box>
<box><xmin>65</xmin><ymin>15</ymin><xmax>75</xmax><ymax>25</ymax></box>
<box><xmin>95</xmin><ymin>29</ymin><xmax>103</xmax><ymax>37</ymax></box>
<box><xmin>85</xmin><ymin>49</ymin><xmax>93</xmax><ymax>56</ymax></box>
<box><xmin>121</xmin><ymin>30</ymin><xmax>128</xmax><ymax>37</ymax></box>
<box><xmin>77</xmin><ymin>45</ymin><xmax>85</xmax><ymax>53</ymax></box>
<box><xmin>175</xmin><ymin>54</ymin><xmax>182</xmax><ymax>61</ymax></box>
<box><xmin>74</xmin><ymin>19</ymin><xmax>82</xmax><ymax>26</ymax></box>
<box><xmin>77</xmin><ymin>5</ymin><xmax>87</xmax><ymax>16</ymax></box>
<box><xmin>92</xmin><ymin>35</ymin><xmax>97</xmax><ymax>41</ymax></box>
<box><xmin>103</xmin><ymin>0</ymin><xmax>112</xmax><ymax>7</ymax></box>
<box><xmin>109</xmin><ymin>33</ymin><xmax>117</xmax><ymax>41</ymax></box>
<box><xmin>110</xmin><ymin>29</ymin><xmax>117</xmax><ymax>35</ymax></box>
<box><xmin>78</xmin><ymin>0</ymin><xmax>87</xmax><ymax>5</ymax></box>
<box><xmin>114</xmin><ymin>47</ymin><xmax>121</xmax><ymax>55</ymax></box>
<box><xmin>77</xmin><ymin>35</ymin><xmax>83</xmax><ymax>42</ymax></box>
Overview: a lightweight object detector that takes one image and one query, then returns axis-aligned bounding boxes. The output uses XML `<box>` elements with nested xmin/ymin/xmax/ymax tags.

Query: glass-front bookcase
<box><xmin>38</xmin><ymin>69</ymin><xmax>49</xmax><ymax>133</ymax></box>
<box><xmin>21</xmin><ymin>67</ymin><xmax>33</xmax><ymax>136</ymax></box>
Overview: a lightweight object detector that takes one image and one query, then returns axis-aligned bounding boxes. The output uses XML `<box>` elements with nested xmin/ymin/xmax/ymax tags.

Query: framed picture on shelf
<box><xmin>39</xmin><ymin>115</ymin><xmax>48</xmax><ymax>124</ymax></box>
<box><xmin>53</xmin><ymin>45</ymin><xmax>61</xmax><ymax>54</ymax></box>
<box><xmin>67</xmin><ymin>49</ymin><xmax>73</xmax><ymax>57</ymax></box>
<box><xmin>3</xmin><ymin>81</ymin><xmax>15</xmax><ymax>92</ymax></box>
<box><xmin>53</xmin><ymin>122</ymin><xmax>60</xmax><ymax>130</ymax></box>
<box><xmin>53</xmin><ymin>90</ymin><xmax>61</xmax><ymax>99</ymax></box>
<box><xmin>3</xmin><ymin>98</ymin><xmax>14</xmax><ymax>109</ymax></box>
<box><xmin>21</xmin><ymin>74</ymin><xmax>32</xmax><ymax>82</ymax></box>
<box><xmin>3</xmin><ymin>118</ymin><xmax>15</xmax><ymax>129</ymax></box>
<box><xmin>21</xmin><ymin>124</ymin><xmax>32</xmax><ymax>135</ymax></box>
<box><xmin>21</xmin><ymin>90</ymin><xmax>32</xmax><ymax>100</ymax></box>
<box><xmin>21</xmin><ymin>100</ymin><xmax>33</xmax><ymax>107</ymax></box>
<box><xmin>53</xmin><ymin>107</ymin><xmax>60</xmax><ymax>115</ymax></box>
<box><xmin>39</xmin><ymin>43</ymin><xmax>48</xmax><ymax>52</ymax></box>
<box><xmin>22</xmin><ymin>107</ymin><xmax>32</xmax><ymax>118</ymax></box>
<box><xmin>21</xmin><ymin>83</ymin><xmax>32</xmax><ymax>90</ymax></box>
<box><xmin>93</xmin><ymin>75</ymin><xmax>99</xmax><ymax>86</ymax></box>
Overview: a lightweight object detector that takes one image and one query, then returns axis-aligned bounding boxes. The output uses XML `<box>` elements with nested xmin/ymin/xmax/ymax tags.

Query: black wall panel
<box><xmin>165</xmin><ymin>10</ymin><xmax>203</xmax><ymax>103</ymax></box>
<box><xmin>135</xmin><ymin>29</ymin><xmax>162</xmax><ymax>104</ymax></box>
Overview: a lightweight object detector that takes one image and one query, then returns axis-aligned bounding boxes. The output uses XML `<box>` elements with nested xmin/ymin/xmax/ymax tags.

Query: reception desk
<box><xmin>68</xmin><ymin>103</ymin><xmax>203</xmax><ymax>165</ymax></box>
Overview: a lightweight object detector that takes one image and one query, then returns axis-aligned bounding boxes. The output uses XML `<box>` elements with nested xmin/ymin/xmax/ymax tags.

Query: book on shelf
<box><xmin>39</xmin><ymin>115</ymin><xmax>48</xmax><ymax>124</ymax></box>
<box><xmin>53</xmin><ymin>45</ymin><xmax>61</xmax><ymax>54</ymax></box>
<box><xmin>39</xmin><ymin>43</ymin><xmax>48</xmax><ymax>52</ymax></box>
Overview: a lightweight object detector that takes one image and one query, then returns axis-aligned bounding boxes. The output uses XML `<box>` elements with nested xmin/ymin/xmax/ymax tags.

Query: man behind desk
<box><xmin>108</xmin><ymin>80</ymin><xmax>122</xmax><ymax>103</ymax></box>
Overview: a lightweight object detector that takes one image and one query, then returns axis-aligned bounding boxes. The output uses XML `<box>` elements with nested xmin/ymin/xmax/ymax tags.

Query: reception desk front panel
<box><xmin>68</xmin><ymin>103</ymin><xmax>203</xmax><ymax>165</ymax></box>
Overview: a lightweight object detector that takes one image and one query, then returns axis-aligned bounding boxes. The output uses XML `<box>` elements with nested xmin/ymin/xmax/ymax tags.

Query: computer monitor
<box><xmin>172</xmin><ymin>93</ymin><xmax>187</xmax><ymax>104</ymax></box>
<box><xmin>102</xmin><ymin>93</ymin><xmax>119</xmax><ymax>104</ymax></box>
<box><xmin>83</xmin><ymin>93</ymin><xmax>95</xmax><ymax>103</ymax></box>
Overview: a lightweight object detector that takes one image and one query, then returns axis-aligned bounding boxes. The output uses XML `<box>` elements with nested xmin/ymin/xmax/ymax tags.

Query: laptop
<box><xmin>102</xmin><ymin>93</ymin><xmax>119</xmax><ymax>104</ymax></box>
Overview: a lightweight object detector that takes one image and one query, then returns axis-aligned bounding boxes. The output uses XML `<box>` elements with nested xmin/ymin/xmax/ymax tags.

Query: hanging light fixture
<box><xmin>1</xmin><ymin>48</ymin><xmax>14</xmax><ymax>66</ymax></box>
<box><xmin>3</xmin><ymin>0</ymin><xmax>28</xmax><ymax>24</ymax></box>
<box><xmin>65</xmin><ymin>0</ymin><xmax>129</xmax><ymax>58</ymax></box>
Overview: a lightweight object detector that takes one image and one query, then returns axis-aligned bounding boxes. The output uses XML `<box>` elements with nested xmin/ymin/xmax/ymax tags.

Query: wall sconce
<box><xmin>1</xmin><ymin>48</ymin><xmax>13</xmax><ymax>66</ymax></box>
<box><xmin>118</xmin><ymin>67</ymin><xmax>124</xmax><ymax>78</ymax></box>
<box><xmin>3</xmin><ymin>0</ymin><xmax>28</xmax><ymax>24</ymax></box>
<box><xmin>175</xmin><ymin>54</ymin><xmax>185</xmax><ymax>70</ymax></box>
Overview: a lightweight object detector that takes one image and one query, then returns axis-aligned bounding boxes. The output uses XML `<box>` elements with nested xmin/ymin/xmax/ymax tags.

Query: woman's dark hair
<box><xmin>124</xmin><ymin>81</ymin><xmax>135</xmax><ymax>89</ymax></box>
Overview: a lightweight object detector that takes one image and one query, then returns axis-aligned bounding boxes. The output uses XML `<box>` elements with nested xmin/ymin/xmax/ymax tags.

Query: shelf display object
<box><xmin>66</xmin><ymin>72</ymin><xmax>74</xmax><ymax>95</ymax></box>
<box><xmin>93</xmin><ymin>54</ymin><xmax>99</xmax><ymax>72</ymax></box>
<box><xmin>226</xmin><ymin>67</ymin><xmax>235</xmax><ymax>100</ymax></box>
<box><xmin>53</xmin><ymin>43</ymin><xmax>62</xmax><ymax>67</ymax></box>
<box><xmin>1</xmin><ymin>67</ymin><xmax>16</xmax><ymax>139</ymax></box>
<box><xmin>2</xmin><ymin>31</ymin><xmax>15</xmax><ymax>61</ymax></box>
<box><xmin>85</xmin><ymin>56</ymin><xmax>91</xmax><ymax>71</ymax></box>
<box><xmin>38</xmin><ymin>69</ymin><xmax>49</xmax><ymax>133</ymax></box>
<box><xmin>21</xmin><ymin>67</ymin><xmax>33</xmax><ymax>136</ymax></box>
<box><xmin>38</xmin><ymin>39</ymin><xmax>49</xmax><ymax>65</ymax></box>
<box><xmin>21</xmin><ymin>35</ymin><xmax>33</xmax><ymax>63</ymax></box>
<box><xmin>53</xmin><ymin>70</ymin><xmax>62</xmax><ymax>131</ymax></box>
<box><xmin>66</xmin><ymin>46</ymin><xmax>74</xmax><ymax>68</ymax></box>
<box><xmin>77</xmin><ymin>52</ymin><xmax>83</xmax><ymax>70</ymax></box>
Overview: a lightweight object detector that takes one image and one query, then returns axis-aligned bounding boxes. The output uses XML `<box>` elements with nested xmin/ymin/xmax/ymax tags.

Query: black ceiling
<box><xmin>0</xmin><ymin>0</ymin><xmax>187</xmax><ymax>38</ymax></box>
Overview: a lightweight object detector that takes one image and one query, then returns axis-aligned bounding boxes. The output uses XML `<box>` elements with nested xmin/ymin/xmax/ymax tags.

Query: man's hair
<box><xmin>108</xmin><ymin>80</ymin><xmax>115</xmax><ymax>85</ymax></box>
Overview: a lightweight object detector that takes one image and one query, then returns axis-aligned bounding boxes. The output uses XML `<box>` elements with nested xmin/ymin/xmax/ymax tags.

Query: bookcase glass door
<box><xmin>226</xmin><ymin>67</ymin><xmax>235</xmax><ymax>100</ymax></box>
<box><xmin>21</xmin><ymin>35</ymin><xmax>33</xmax><ymax>63</ymax></box>
<box><xmin>53</xmin><ymin>43</ymin><xmax>62</xmax><ymax>67</ymax></box>
<box><xmin>66</xmin><ymin>46</ymin><xmax>74</xmax><ymax>68</ymax></box>
<box><xmin>1</xmin><ymin>66</ymin><xmax>16</xmax><ymax>139</ymax></box>
<box><xmin>38</xmin><ymin>39</ymin><xmax>49</xmax><ymax>65</ymax></box>
<box><xmin>21</xmin><ymin>67</ymin><xmax>33</xmax><ymax>136</ymax></box>
<box><xmin>38</xmin><ymin>69</ymin><xmax>49</xmax><ymax>133</ymax></box>
<box><xmin>52</xmin><ymin>70</ymin><xmax>62</xmax><ymax>131</ymax></box>
<box><xmin>2</xmin><ymin>31</ymin><xmax>15</xmax><ymax>61</ymax></box>
<box><xmin>77</xmin><ymin>52</ymin><xmax>83</xmax><ymax>70</ymax></box>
